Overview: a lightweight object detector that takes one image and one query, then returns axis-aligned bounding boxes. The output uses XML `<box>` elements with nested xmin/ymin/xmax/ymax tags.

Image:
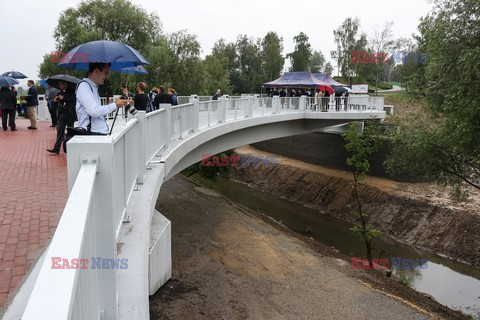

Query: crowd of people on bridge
<box><xmin>0</xmin><ymin>68</ymin><xmax>180</xmax><ymax>154</ymax></box>
<box><xmin>265</xmin><ymin>87</ymin><xmax>349</xmax><ymax>112</ymax></box>
<box><xmin>0</xmin><ymin>62</ymin><xmax>350</xmax><ymax>155</ymax></box>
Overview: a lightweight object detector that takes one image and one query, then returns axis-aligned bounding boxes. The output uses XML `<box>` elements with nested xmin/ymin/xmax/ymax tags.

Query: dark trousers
<box><xmin>335</xmin><ymin>97</ymin><xmax>341</xmax><ymax>111</ymax></box>
<box><xmin>48</xmin><ymin>101</ymin><xmax>58</xmax><ymax>126</ymax></box>
<box><xmin>2</xmin><ymin>109</ymin><xmax>16</xmax><ymax>130</ymax></box>
<box><xmin>53</xmin><ymin>112</ymin><xmax>73</xmax><ymax>151</ymax></box>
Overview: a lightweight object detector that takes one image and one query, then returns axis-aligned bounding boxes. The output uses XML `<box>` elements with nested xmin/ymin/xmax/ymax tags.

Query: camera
<box><xmin>121</xmin><ymin>95</ymin><xmax>137</xmax><ymax>116</ymax></box>
<box><xmin>125</xmin><ymin>102</ymin><xmax>138</xmax><ymax>116</ymax></box>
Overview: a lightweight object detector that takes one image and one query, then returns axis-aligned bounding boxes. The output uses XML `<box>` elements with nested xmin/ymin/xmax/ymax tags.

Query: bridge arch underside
<box><xmin>164</xmin><ymin>117</ymin><xmax>358</xmax><ymax>180</ymax></box>
<box><xmin>119</xmin><ymin>112</ymin><xmax>382</xmax><ymax>317</ymax></box>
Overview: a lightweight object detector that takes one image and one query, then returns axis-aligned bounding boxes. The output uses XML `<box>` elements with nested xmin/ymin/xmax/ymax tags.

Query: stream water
<box><xmin>202</xmin><ymin>177</ymin><xmax>480</xmax><ymax>318</ymax></box>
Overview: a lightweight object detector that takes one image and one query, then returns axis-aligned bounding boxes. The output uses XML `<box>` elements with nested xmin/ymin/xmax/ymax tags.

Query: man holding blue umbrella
<box><xmin>58</xmin><ymin>40</ymin><xmax>149</xmax><ymax>135</ymax></box>
<box><xmin>75</xmin><ymin>63</ymin><xmax>132</xmax><ymax>135</ymax></box>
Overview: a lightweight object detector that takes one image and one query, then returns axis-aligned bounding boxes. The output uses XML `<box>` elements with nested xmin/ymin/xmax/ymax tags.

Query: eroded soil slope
<box><xmin>232</xmin><ymin>146</ymin><xmax>480</xmax><ymax>267</ymax></box>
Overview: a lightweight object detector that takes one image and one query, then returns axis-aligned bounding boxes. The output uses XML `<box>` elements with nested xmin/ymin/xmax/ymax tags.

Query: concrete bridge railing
<box><xmin>17</xmin><ymin>95</ymin><xmax>385</xmax><ymax>320</ymax></box>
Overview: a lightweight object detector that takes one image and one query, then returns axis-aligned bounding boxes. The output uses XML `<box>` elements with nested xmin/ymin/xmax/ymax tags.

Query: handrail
<box><xmin>22</xmin><ymin>163</ymin><xmax>98</xmax><ymax>320</ymax></box>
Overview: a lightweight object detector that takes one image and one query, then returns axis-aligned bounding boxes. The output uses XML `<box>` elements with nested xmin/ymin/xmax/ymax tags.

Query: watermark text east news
<box><xmin>51</xmin><ymin>51</ymin><xmax>89</xmax><ymax>64</ymax></box>
<box><xmin>351</xmin><ymin>51</ymin><xmax>428</xmax><ymax>64</ymax></box>
<box><xmin>201</xmin><ymin>154</ymin><xmax>279</xmax><ymax>167</ymax></box>
<box><xmin>351</xmin><ymin>257</ymin><xmax>428</xmax><ymax>270</ymax></box>
<box><xmin>51</xmin><ymin>257</ymin><xmax>128</xmax><ymax>269</ymax></box>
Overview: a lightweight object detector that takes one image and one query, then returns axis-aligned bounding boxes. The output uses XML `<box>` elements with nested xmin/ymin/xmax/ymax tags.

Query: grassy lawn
<box><xmin>387</xmin><ymin>81</ymin><xmax>403</xmax><ymax>87</ymax></box>
<box><xmin>380</xmin><ymin>91</ymin><xmax>427</xmax><ymax>118</ymax></box>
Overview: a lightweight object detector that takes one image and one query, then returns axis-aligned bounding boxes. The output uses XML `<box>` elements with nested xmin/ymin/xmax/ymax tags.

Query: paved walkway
<box><xmin>0</xmin><ymin>118</ymin><xmax>68</xmax><ymax>308</ymax></box>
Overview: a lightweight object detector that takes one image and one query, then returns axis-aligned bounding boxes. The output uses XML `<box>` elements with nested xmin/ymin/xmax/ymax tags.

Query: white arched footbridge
<box><xmin>8</xmin><ymin>95</ymin><xmax>385</xmax><ymax>320</ymax></box>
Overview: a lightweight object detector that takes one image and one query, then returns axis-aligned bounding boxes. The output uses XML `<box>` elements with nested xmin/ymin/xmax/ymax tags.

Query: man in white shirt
<box><xmin>76</xmin><ymin>63</ymin><xmax>132</xmax><ymax>134</ymax></box>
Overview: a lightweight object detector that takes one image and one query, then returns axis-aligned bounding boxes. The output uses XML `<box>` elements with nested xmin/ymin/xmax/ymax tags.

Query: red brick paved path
<box><xmin>0</xmin><ymin>118</ymin><xmax>68</xmax><ymax>308</ymax></box>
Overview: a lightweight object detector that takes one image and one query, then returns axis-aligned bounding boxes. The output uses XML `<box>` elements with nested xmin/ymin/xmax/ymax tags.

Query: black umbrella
<box><xmin>46</xmin><ymin>74</ymin><xmax>81</xmax><ymax>90</ymax></box>
<box><xmin>1</xmin><ymin>71</ymin><xmax>27</xmax><ymax>79</ymax></box>
<box><xmin>333</xmin><ymin>85</ymin><xmax>349</xmax><ymax>95</ymax></box>
<box><xmin>0</xmin><ymin>76</ymin><xmax>19</xmax><ymax>87</ymax></box>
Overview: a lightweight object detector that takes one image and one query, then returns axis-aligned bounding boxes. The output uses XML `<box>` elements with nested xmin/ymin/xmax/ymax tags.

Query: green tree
<box><xmin>212</xmin><ymin>39</ymin><xmax>239</xmax><ymax>73</ymax></box>
<box><xmin>54</xmin><ymin>0</ymin><xmax>161</xmax><ymax>53</ymax></box>
<box><xmin>165</xmin><ymin>30</ymin><xmax>207</xmax><ymax>95</ymax></box>
<box><xmin>287</xmin><ymin>32</ymin><xmax>312</xmax><ymax>72</ymax></box>
<box><xmin>235</xmin><ymin>35</ymin><xmax>263</xmax><ymax>93</ymax></box>
<box><xmin>391</xmin><ymin>37</ymin><xmax>425</xmax><ymax>92</ymax></box>
<box><xmin>324</xmin><ymin>62</ymin><xmax>334</xmax><ymax>74</ymax></box>
<box><xmin>211</xmin><ymin>39</ymin><xmax>240</xmax><ymax>93</ymax></box>
<box><xmin>344</xmin><ymin>122</ymin><xmax>382</xmax><ymax>267</ymax></box>
<box><xmin>386</xmin><ymin>0</ymin><xmax>480</xmax><ymax>194</ymax></box>
<box><xmin>142</xmin><ymin>38</ymin><xmax>173</xmax><ymax>91</ymax></box>
<box><xmin>309</xmin><ymin>50</ymin><xmax>325</xmax><ymax>73</ymax></box>
<box><xmin>39</xmin><ymin>0</ymin><xmax>163</xmax><ymax>95</ymax></box>
<box><xmin>261</xmin><ymin>32</ymin><xmax>285</xmax><ymax>81</ymax></box>
<box><xmin>204</xmin><ymin>55</ymin><xmax>232</xmax><ymax>95</ymax></box>
<box><xmin>368</xmin><ymin>22</ymin><xmax>395</xmax><ymax>93</ymax></box>
<box><xmin>333</xmin><ymin>18</ymin><xmax>368</xmax><ymax>83</ymax></box>
<box><xmin>38</xmin><ymin>53</ymin><xmax>83</xmax><ymax>79</ymax></box>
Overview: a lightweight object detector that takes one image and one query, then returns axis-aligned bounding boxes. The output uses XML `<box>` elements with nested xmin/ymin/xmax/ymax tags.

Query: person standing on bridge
<box><xmin>148</xmin><ymin>87</ymin><xmax>159</xmax><ymax>111</ymax></box>
<box><xmin>76</xmin><ymin>63</ymin><xmax>131</xmax><ymax>135</ymax></box>
<box><xmin>168</xmin><ymin>88</ymin><xmax>178</xmax><ymax>105</ymax></box>
<box><xmin>25</xmin><ymin>80</ymin><xmax>38</xmax><ymax>129</ymax></box>
<box><xmin>47</xmin><ymin>80</ymin><xmax>77</xmax><ymax>154</ymax></box>
<box><xmin>152</xmin><ymin>85</ymin><xmax>171</xmax><ymax>108</ymax></box>
<box><xmin>0</xmin><ymin>86</ymin><xmax>17</xmax><ymax>131</ymax></box>
<box><xmin>133</xmin><ymin>82</ymin><xmax>149</xmax><ymax>111</ymax></box>
<box><xmin>212</xmin><ymin>89</ymin><xmax>221</xmax><ymax>100</ymax></box>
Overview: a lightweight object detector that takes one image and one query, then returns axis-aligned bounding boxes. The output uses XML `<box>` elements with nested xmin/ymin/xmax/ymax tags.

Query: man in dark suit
<box><xmin>0</xmin><ymin>86</ymin><xmax>17</xmax><ymax>131</ymax></box>
<box><xmin>47</xmin><ymin>80</ymin><xmax>77</xmax><ymax>154</ymax></box>
<box><xmin>152</xmin><ymin>85</ymin><xmax>171</xmax><ymax>108</ymax></box>
<box><xmin>26</xmin><ymin>80</ymin><xmax>38</xmax><ymax>129</ymax></box>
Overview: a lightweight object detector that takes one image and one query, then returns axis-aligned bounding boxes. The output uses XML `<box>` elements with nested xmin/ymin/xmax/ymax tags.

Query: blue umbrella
<box><xmin>0</xmin><ymin>76</ymin><xmax>19</xmax><ymax>87</ymax></box>
<box><xmin>1</xmin><ymin>71</ymin><xmax>27</xmax><ymax>79</ymax></box>
<box><xmin>58</xmin><ymin>40</ymin><xmax>149</xmax><ymax>71</ymax></box>
<box><xmin>40</xmin><ymin>79</ymin><xmax>49</xmax><ymax>89</ymax></box>
<box><xmin>119</xmin><ymin>65</ymin><xmax>148</xmax><ymax>74</ymax></box>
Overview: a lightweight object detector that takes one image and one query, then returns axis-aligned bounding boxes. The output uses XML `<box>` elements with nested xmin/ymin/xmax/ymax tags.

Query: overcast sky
<box><xmin>0</xmin><ymin>0</ymin><xmax>432</xmax><ymax>86</ymax></box>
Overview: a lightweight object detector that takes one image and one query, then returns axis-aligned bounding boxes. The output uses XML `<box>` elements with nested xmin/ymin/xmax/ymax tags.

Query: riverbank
<box><xmin>149</xmin><ymin>175</ymin><xmax>464</xmax><ymax>320</ymax></box>
<box><xmin>232</xmin><ymin>145</ymin><xmax>480</xmax><ymax>268</ymax></box>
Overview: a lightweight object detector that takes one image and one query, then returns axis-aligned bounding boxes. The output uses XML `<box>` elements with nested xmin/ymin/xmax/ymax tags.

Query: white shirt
<box><xmin>76</xmin><ymin>78</ymin><xmax>117</xmax><ymax>134</ymax></box>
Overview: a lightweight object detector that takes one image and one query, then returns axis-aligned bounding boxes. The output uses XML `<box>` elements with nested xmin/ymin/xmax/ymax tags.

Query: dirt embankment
<box><xmin>232</xmin><ymin>146</ymin><xmax>480</xmax><ymax>267</ymax></box>
<box><xmin>150</xmin><ymin>176</ymin><xmax>463</xmax><ymax>320</ymax></box>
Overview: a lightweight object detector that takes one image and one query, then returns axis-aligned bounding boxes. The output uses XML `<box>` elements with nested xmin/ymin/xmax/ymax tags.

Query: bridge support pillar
<box><xmin>300</xmin><ymin>95</ymin><xmax>307</xmax><ymax>111</ymax></box>
<box><xmin>67</xmin><ymin>137</ymin><xmax>118</xmax><ymax>320</ymax></box>
<box><xmin>162</xmin><ymin>104</ymin><xmax>172</xmax><ymax>149</ymax></box>
<box><xmin>136</xmin><ymin>111</ymin><xmax>146</xmax><ymax>184</ymax></box>
<box><xmin>272</xmin><ymin>96</ymin><xmax>280</xmax><ymax>114</ymax></box>
<box><xmin>247</xmin><ymin>96</ymin><xmax>253</xmax><ymax>118</ymax></box>
<box><xmin>218</xmin><ymin>96</ymin><xmax>226</xmax><ymax>123</ymax></box>
<box><xmin>189</xmin><ymin>95</ymin><xmax>199</xmax><ymax>132</ymax></box>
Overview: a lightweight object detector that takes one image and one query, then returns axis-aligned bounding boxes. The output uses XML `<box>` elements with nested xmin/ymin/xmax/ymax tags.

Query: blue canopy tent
<box><xmin>313</xmin><ymin>73</ymin><xmax>347</xmax><ymax>86</ymax></box>
<box><xmin>263</xmin><ymin>72</ymin><xmax>334</xmax><ymax>94</ymax></box>
<box><xmin>313</xmin><ymin>73</ymin><xmax>351</xmax><ymax>94</ymax></box>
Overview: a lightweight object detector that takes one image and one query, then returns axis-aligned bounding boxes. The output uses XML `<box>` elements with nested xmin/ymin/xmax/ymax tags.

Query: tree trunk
<box><xmin>353</xmin><ymin>174</ymin><xmax>373</xmax><ymax>268</ymax></box>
